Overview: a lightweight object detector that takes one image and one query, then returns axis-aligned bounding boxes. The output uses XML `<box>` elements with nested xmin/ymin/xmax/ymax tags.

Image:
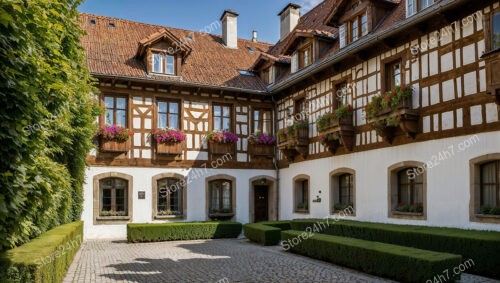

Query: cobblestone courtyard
<box><xmin>64</xmin><ymin>239</ymin><xmax>498</xmax><ymax>283</ymax></box>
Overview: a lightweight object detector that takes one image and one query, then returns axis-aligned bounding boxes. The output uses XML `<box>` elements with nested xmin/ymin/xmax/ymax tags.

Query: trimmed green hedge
<box><xmin>282</xmin><ymin>230</ymin><xmax>462</xmax><ymax>283</ymax></box>
<box><xmin>0</xmin><ymin>221</ymin><xmax>83</xmax><ymax>283</ymax></box>
<box><xmin>244</xmin><ymin>221</ymin><xmax>291</xmax><ymax>246</ymax></box>
<box><xmin>259</xmin><ymin>220</ymin><xmax>292</xmax><ymax>231</ymax></box>
<box><xmin>127</xmin><ymin>222</ymin><xmax>242</xmax><ymax>243</ymax></box>
<box><xmin>291</xmin><ymin>219</ymin><xmax>500</xmax><ymax>278</ymax></box>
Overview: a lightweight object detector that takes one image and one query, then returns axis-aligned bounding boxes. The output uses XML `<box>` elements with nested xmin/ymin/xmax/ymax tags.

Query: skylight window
<box><xmin>238</xmin><ymin>69</ymin><xmax>254</xmax><ymax>76</ymax></box>
<box><xmin>185</xmin><ymin>36</ymin><xmax>193</xmax><ymax>41</ymax></box>
<box><xmin>90</xmin><ymin>19</ymin><xmax>96</xmax><ymax>25</ymax></box>
<box><xmin>246</xmin><ymin>46</ymin><xmax>255</xmax><ymax>54</ymax></box>
<box><xmin>108</xmin><ymin>22</ymin><xmax>116</xmax><ymax>28</ymax></box>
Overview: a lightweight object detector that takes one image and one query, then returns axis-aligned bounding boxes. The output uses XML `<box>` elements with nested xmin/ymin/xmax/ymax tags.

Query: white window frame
<box><xmin>153</xmin><ymin>53</ymin><xmax>163</xmax><ymax>73</ymax></box>
<box><xmin>339</xmin><ymin>24</ymin><xmax>346</xmax><ymax>48</ymax></box>
<box><xmin>406</xmin><ymin>0</ymin><xmax>417</xmax><ymax>17</ymax></box>
<box><xmin>165</xmin><ymin>55</ymin><xmax>175</xmax><ymax>75</ymax></box>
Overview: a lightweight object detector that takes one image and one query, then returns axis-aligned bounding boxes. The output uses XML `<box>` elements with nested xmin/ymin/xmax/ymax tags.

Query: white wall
<box><xmin>279</xmin><ymin>131</ymin><xmax>500</xmax><ymax>231</ymax></box>
<box><xmin>82</xmin><ymin>167</ymin><xmax>275</xmax><ymax>239</ymax></box>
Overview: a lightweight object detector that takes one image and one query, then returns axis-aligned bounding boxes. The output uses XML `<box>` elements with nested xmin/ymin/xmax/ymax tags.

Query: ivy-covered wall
<box><xmin>0</xmin><ymin>0</ymin><xmax>100</xmax><ymax>251</ymax></box>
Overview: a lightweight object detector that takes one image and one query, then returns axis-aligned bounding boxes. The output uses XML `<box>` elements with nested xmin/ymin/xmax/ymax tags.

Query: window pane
<box><xmin>165</xmin><ymin>55</ymin><xmax>175</xmax><ymax>75</ymax></box>
<box><xmin>158</xmin><ymin>113</ymin><xmax>167</xmax><ymax>129</ymax></box>
<box><xmin>169</xmin><ymin>102</ymin><xmax>179</xmax><ymax>114</ymax></box>
<box><xmin>115</xmin><ymin>188</ymin><xmax>126</xmax><ymax>212</ymax></box>
<box><xmin>116</xmin><ymin>110</ymin><xmax>126</xmax><ymax>127</ymax></box>
<box><xmin>104</xmin><ymin>97</ymin><xmax>114</xmax><ymax>108</ymax></box>
<box><xmin>169</xmin><ymin>114</ymin><xmax>179</xmax><ymax>129</ymax></box>
<box><xmin>102</xmin><ymin>189</ymin><xmax>112</xmax><ymax>211</ymax></box>
<box><xmin>153</xmin><ymin>53</ymin><xmax>163</xmax><ymax>73</ymax></box>
<box><xmin>222</xmin><ymin>182</ymin><xmax>231</xmax><ymax>209</ymax></box>
<box><xmin>481</xmin><ymin>162</ymin><xmax>497</xmax><ymax>206</ymax></box>
<box><xmin>422</xmin><ymin>0</ymin><xmax>434</xmax><ymax>9</ymax></box>
<box><xmin>211</xmin><ymin>182</ymin><xmax>221</xmax><ymax>210</ymax></box>
<box><xmin>158</xmin><ymin>101</ymin><xmax>167</xmax><ymax>113</ymax></box>
<box><xmin>116</xmin><ymin>98</ymin><xmax>126</xmax><ymax>110</ymax></box>
<box><xmin>253</xmin><ymin>110</ymin><xmax>260</xmax><ymax>133</ymax></box>
<box><xmin>105</xmin><ymin>109</ymin><xmax>114</xmax><ymax>125</ymax></box>
<box><xmin>494</xmin><ymin>12</ymin><xmax>500</xmax><ymax>50</ymax></box>
<box><xmin>361</xmin><ymin>14</ymin><xmax>368</xmax><ymax>36</ymax></box>
<box><xmin>339</xmin><ymin>24</ymin><xmax>346</xmax><ymax>48</ymax></box>
<box><xmin>352</xmin><ymin>19</ymin><xmax>358</xmax><ymax>41</ymax></box>
<box><xmin>394</xmin><ymin>63</ymin><xmax>401</xmax><ymax>86</ymax></box>
<box><xmin>222</xmin><ymin>118</ymin><xmax>231</xmax><ymax>131</ymax></box>
<box><xmin>222</xmin><ymin>106</ymin><xmax>230</xmax><ymax>117</ymax></box>
<box><xmin>214</xmin><ymin>106</ymin><xmax>221</xmax><ymax>117</ymax></box>
<box><xmin>214</xmin><ymin>117</ymin><xmax>221</xmax><ymax>131</ymax></box>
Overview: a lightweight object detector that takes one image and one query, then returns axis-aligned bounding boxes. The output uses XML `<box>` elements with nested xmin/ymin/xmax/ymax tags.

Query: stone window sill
<box><xmin>154</xmin><ymin>215</ymin><xmax>185</xmax><ymax>220</ymax></box>
<box><xmin>390</xmin><ymin>211</ymin><xmax>425</xmax><ymax>220</ymax></box>
<box><xmin>96</xmin><ymin>216</ymin><xmax>130</xmax><ymax>221</ymax></box>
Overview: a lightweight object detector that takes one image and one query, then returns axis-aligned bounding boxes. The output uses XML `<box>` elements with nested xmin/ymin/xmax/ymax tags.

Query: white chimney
<box><xmin>252</xmin><ymin>30</ymin><xmax>258</xmax><ymax>42</ymax></box>
<box><xmin>220</xmin><ymin>10</ymin><xmax>238</xmax><ymax>49</ymax></box>
<box><xmin>278</xmin><ymin>3</ymin><xmax>301</xmax><ymax>41</ymax></box>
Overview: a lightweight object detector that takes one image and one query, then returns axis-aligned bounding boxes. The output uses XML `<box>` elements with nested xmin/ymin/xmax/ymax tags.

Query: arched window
<box><xmin>396</xmin><ymin>168</ymin><xmax>423</xmax><ymax>212</ymax></box>
<box><xmin>294</xmin><ymin>176</ymin><xmax>309</xmax><ymax>213</ymax></box>
<box><xmin>209</xmin><ymin>179</ymin><xmax>233</xmax><ymax>213</ymax></box>
<box><xmin>388</xmin><ymin>162</ymin><xmax>426</xmax><ymax>219</ymax></box>
<box><xmin>331</xmin><ymin>169</ymin><xmax>355</xmax><ymax>214</ymax></box>
<box><xmin>157</xmin><ymin>178</ymin><xmax>183</xmax><ymax>216</ymax></box>
<box><xmin>99</xmin><ymin>178</ymin><xmax>128</xmax><ymax>216</ymax></box>
<box><xmin>479</xmin><ymin>161</ymin><xmax>500</xmax><ymax>214</ymax></box>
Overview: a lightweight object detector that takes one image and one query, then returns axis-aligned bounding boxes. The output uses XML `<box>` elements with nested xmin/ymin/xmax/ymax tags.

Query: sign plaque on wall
<box><xmin>138</xmin><ymin>191</ymin><xmax>146</xmax><ymax>199</ymax></box>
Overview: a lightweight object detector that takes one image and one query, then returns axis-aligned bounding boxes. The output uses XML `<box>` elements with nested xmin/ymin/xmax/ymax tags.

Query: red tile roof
<box><xmin>79</xmin><ymin>13</ymin><xmax>272</xmax><ymax>92</ymax></box>
<box><xmin>79</xmin><ymin>0</ymin><xmax>408</xmax><ymax>92</ymax></box>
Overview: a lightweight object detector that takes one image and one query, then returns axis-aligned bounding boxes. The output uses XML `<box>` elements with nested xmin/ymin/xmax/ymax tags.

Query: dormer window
<box><xmin>152</xmin><ymin>52</ymin><xmax>175</xmax><ymax>75</ymax></box>
<box><xmin>407</xmin><ymin>0</ymin><xmax>434</xmax><ymax>17</ymax></box>
<box><xmin>299</xmin><ymin>44</ymin><xmax>312</xmax><ymax>69</ymax></box>
<box><xmin>339</xmin><ymin>11</ymin><xmax>368</xmax><ymax>48</ymax></box>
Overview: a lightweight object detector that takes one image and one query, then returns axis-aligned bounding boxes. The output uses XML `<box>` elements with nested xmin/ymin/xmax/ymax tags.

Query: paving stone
<box><xmin>64</xmin><ymin>239</ymin><xmax>498</xmax><ymax>283</ymax></box>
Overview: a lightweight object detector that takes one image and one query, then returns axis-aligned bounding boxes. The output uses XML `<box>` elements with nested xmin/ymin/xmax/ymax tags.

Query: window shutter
<box><xmin>291</xmin><ymin>52</ymin><xmax>298</xmax><ymax>73</ymax></box>
<box><xmin>339</xmin><ymin>24</ymin><xmax>346</xmax><ymax>48</ymax></box>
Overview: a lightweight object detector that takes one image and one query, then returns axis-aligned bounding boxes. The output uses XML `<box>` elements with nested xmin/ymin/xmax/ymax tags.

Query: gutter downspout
<box><xmin>272</xmin><ymin>94</ymin><xmax>280</xmax><ymax>221</ymax></box>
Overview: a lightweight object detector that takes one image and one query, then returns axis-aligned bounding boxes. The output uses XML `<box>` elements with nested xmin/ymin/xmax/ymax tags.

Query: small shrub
<box><xmin>243</xmin><ymin>221</ymin><xmax>291</xmax><ymax>246</ymax></box>
<box><xmin>282</xmin><ymin>230</ymin><xmax>462</xmax><ymax>283</ymax></box>
<box><xmin>127</xmin><ymin>222</ymin><xmax>242</xmax><ymax>243</ymax></box>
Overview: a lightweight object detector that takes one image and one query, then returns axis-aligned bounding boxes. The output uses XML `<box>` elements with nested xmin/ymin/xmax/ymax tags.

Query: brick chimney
<box><xmin>278</xmin><ymin>3</ymin><xmax>301</xmax><ymax>41</ymax></box>
<box><xmin>220</xmin><ymin>10</ymin><xmax>239</xmax><ymax>48</ymax></box>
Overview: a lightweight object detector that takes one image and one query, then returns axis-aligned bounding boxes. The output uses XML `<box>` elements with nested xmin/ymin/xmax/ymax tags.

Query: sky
<box><xmin>78</xmin><ymin>0</ymin><xmax>323</xmax><ymax>44</ymax></box>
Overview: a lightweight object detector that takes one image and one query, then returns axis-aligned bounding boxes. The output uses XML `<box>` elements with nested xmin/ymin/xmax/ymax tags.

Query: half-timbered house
<box><xmin>80</xmin><ymin>0</ymin><xmax>500</xmax><ymax>238</ymax></box>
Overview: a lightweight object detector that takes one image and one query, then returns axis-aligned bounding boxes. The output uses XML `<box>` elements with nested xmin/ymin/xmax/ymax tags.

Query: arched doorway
<box><xmin>249</xmin><ymin>176</ymin><xmax>277</xmax><ymax>222</ymax></box>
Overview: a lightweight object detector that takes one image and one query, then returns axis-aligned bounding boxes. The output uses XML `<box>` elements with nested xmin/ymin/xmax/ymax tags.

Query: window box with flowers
<box><xmin>97</xmin><ymin>125</ymin><xmax>133</xmax><ymax>152</ymax></box>
<box><xmin>277</xmin><ymin>120</ymin><xmax>309</xmax><ymax>162</ymax></box>
<box><xmin>394</xmin><ymin>202</ymin><xmax>424</xmax><ymax>216</ymax></box>
<box><xmin>151</xmin><ymin>128</ymin><xmax>186</xmax><ymax>155</ymax></box>
<box><xmin>316</xmin><ymin>104</ymin><xmax>355</xmax><ymax>152</ymax></box>
<box><xmin>206</xmin><ymin>131</ymin><xmax>238</xmax><ymax>156</ymax></box>
<box><xmin>248</xmin><ymin>131</ymin><xmax>276</xmax><ymax>158</ymax></box>
<box><xmin>320</xmin><ymin>132</ymin><xmax>342</xmax><ymax>154</ymax></box>
<box><xmin>365</xmin><ymin>85</ymin><xmax>419</xmax><ymax>144</ymax></box>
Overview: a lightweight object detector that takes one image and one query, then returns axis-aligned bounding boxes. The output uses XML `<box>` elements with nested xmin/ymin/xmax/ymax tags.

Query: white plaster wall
<box><xmin>279</xmin><ymin>131</ymin><xmax>500</xmax><ymax>231</ymax></box>
<box><xmin>82</xmin><ymin>167</ymin><xmax>275</xmax><ymax>239</ymax></box>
